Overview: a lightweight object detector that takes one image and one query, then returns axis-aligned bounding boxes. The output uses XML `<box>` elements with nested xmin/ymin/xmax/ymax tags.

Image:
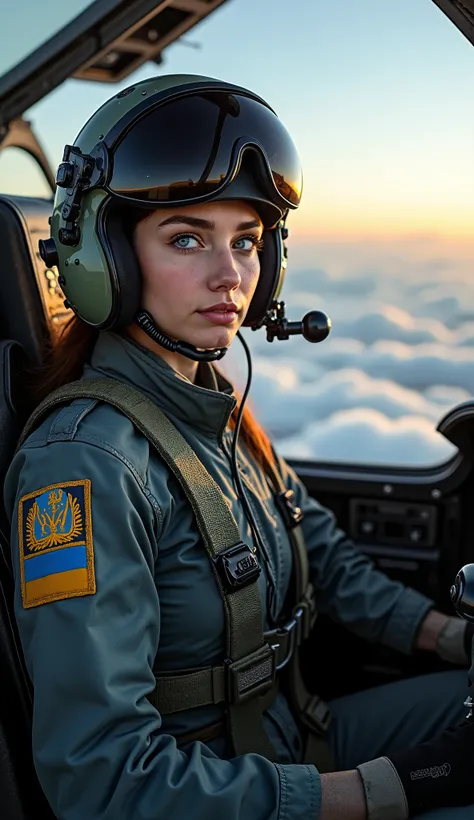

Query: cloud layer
<box><xmin>225</xmin><ymin>239</ymin><xmax>474</xmax><ymax>467</ymax></box>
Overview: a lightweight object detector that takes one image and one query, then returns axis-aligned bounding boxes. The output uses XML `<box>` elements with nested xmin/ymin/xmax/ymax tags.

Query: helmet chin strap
<box><xmin>135</xmin><ymin>310</ymin><xmax>228</xmax><ymax>362</ymax></box>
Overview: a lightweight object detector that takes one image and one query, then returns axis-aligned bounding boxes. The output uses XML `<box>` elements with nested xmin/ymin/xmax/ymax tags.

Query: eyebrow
<box><xmin>157</xmin><ymin>215</ymin><xmax>262</xmax><ymax>231</ymax></box>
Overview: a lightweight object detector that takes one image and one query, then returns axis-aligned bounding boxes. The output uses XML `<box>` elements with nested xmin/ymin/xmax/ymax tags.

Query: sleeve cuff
<box><xmin>357</xmin><ymin>757</ymin><xmax>408</xmax><ymax>820</ymax></box>
<box><xmin>436</xmin><ymin>616</ymin><xmax>468</xmax><ymax>664</ymax></box>
<box><xmin>380</xmin><ymin>588</ymin><xmax>433</xmax><ymax>655</ymax></box>
<box><xmin>275</xmin><ymin>763</ymin><xmax>321</xmax><ymax>820</ymax></box>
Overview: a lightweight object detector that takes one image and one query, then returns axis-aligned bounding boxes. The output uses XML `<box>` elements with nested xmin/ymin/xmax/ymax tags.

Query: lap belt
<box><xmin>151</xmin><ymin>592</ymin><xmax>315</xmax><ymax>714</ymax></box>
<box><xmin>20</xmin><ymin>377</ymin><xmax>334</xmax><ymax>771</ymax></box>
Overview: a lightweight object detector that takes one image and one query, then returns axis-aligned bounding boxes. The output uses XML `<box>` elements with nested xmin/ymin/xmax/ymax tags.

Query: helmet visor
<box><xmin>107</xmin><ymin>91</ymin><xmax>302</xmax><ymax>210</ymax></box>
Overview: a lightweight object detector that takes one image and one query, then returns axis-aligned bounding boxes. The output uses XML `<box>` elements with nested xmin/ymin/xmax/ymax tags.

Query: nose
<box><xmin>207</xmin><ymin>248</ymin><xmax>241</xmax><ymax>292</ymax></box>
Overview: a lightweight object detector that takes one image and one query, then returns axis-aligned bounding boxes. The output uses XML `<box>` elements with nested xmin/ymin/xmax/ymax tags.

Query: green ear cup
<box><xmin>52</xmin><ymin>190</ymin><xmax>112</xmax><ymax>325</ymax></box>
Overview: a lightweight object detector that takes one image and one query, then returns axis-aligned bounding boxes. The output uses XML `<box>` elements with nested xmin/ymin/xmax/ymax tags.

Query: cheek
<box><xmin>134</xmin><ymin>237</ymin><xmax>172</xmax><ymax>289</ymax></box>
<box><xmin>241</xmin><ymin>257</ymin><xmax>261</xmax><ymax>298</ymax></box>
<box><xmin>137</xmin><ymin>248</ymin><xmax>200</xmax><ymax>311</ymax></box>
<box><xmin>139</xmin><ymin>258</ymin><xmax>168</xmax><ymax>303</ymax></box>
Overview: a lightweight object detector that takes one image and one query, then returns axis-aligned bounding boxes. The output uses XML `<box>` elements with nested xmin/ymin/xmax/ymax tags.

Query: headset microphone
<box><xmin>136</xmin><ymin>299</ymin><xmax>332</xmax><ymax>363</ymax></box>
<box><xmin>262</xmin><ymin>300</ymin><xmax>331</xmax><ymax>344</ymax></box>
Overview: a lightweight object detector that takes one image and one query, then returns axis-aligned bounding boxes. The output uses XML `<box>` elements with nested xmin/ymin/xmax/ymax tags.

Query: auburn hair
<box><xmin>34</xmin><ymin>315</ymin><xmax>276</xmax><ymax>477</ymax></box>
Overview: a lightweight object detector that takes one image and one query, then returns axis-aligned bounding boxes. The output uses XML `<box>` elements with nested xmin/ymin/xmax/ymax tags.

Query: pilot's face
<box><xmin>131</xmin><ymin>200</ymin><xmax>263</xmax><ymax>357</ymax></box>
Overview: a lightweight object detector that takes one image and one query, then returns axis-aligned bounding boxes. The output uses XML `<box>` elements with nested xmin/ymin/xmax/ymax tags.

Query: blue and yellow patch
<box><xmin>18</xmin><ymin>479</ymin><xmax>95</xmax><ymax>609</ymax></box>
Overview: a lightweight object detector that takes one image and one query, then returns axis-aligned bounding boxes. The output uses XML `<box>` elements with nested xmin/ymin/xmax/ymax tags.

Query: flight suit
<box><xmin>4</xmin><ymin>331</ymin><xmax>472</xmax><ymax>820</ymax></box>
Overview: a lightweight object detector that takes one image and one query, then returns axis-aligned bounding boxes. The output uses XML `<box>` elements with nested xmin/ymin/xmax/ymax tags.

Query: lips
<box><xmin>199</xmin><ymin>302</ymin><xmax>239</xmax><ymax>313</ymax></box>
<box><xmin>198</xmin><ymin>303</ymin><xmax>240</xmax><ymax>324</ymax></box>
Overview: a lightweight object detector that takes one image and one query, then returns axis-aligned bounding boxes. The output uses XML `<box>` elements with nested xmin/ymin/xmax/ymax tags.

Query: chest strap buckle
<box><xmin>225</xmin><ymin>643</ymin><xmax>276</xmax><ymax>706</ymax></box>
<box><xmin>214</xmin><ymin>543</ymin><xmax>261</xmax><ymax>592</ymax></box>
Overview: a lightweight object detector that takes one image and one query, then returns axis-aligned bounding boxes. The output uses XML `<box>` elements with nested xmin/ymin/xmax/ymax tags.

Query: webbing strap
<box><xmin>155</xmin><ymin>660</ymin><xmax>280</xmax><ymax>716</ymax></box>
<box><xmin>154</xmin><ymin>624</ymin><xmax>292</xmax><ymax>714</ymax></box>
<box><xmin>19</xmin><ymin>377</ymin><xmax>278</xmax><ymax>760</ymax></box>
<box><xmin>266</xmin><ymin>459</ymin><xmax>310</xmax><ymax>603</ymax></box>
<box><xmin>155</xmin><ymin>665</ymin><xmax>226</xmax><ymax>713</ymax></box>
<box><xmin>266</xmin><ymin>457</ymin><xmax>335</xmax><ymax>771</ymax></box>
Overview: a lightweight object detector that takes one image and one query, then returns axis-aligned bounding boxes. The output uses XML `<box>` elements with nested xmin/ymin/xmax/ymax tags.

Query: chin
<box><xmin>190</xmin><ymin>328</ymin><xmax>236</xmax><ymax>351</ymax></box>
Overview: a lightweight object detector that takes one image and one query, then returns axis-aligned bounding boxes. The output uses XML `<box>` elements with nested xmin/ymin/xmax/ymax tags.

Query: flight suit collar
<box><xmin>85</xmin><ymin>331</ymin><xmax>237</xmax><ymax>439</ymax></box>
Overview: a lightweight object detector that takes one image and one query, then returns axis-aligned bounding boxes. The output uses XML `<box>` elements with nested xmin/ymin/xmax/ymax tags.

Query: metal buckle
<box><xmin>225</xmin><ymin>644</ymin><xmax>276</xmax><ymax>706</ymax></box>
<box><xmin>301</xmin><ymin>695</ymin><xmax>332</xmax><ymax>736</ymax></box>
<box><xmin>267</xmin><ymin>607</ymin><xmax>303</xmax><ymax>671</ymax></box>
<box><xmin>269</xmin><ymin>602</ymin><xmax>316</xmax><ymax>671</ymax></box>
<box><xmin>275</xmin><ymin>489</ymin><xmax>304</xmax><ymax>530</ymax></box>
<box><xmin>270</xmin><ymin>624</ymin><xmax>295</xmax><ymax>672</ymax></box>
<box><xmin>299</xmin><ymin>585</ymin><xmax>317</xmax><ymax>641</ymax></box>
<box><xmin>214</xmin><ymin>543</ymin><xmax>261</xmax><ymax>593</ymax></box>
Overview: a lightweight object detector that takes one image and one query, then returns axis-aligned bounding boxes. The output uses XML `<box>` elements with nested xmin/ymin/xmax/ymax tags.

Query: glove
<box><xmin>387</xmin><ymin>713</ymin><xmax>474</xmax><ymax>816</ymax></box>
<box><xmin>357</xmin><ymin>700</ymin><xmax>474</xmax><ymax>819</ymax></box>
<box><xmin>358</xmin><ymin>609</ymin><xmax>474</xmax><ymax>818</ymax></box>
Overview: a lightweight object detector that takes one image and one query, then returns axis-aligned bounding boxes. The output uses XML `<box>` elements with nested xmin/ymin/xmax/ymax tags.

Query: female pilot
<box><xmin>4</xmin><ymin>74</ymin><xmax>474</xmax><ymax>820</ymax></box>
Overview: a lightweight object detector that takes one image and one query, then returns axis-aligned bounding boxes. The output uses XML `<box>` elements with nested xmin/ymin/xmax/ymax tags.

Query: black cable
<box><xmin>136</xmin><ymin>311</ymin><xmax>227</xmax><ymax>362</ymax></box>
<box><xmin>231</xmin><ymin>331</ymin><xmax>277</xmax><ymax>623</ymax></box>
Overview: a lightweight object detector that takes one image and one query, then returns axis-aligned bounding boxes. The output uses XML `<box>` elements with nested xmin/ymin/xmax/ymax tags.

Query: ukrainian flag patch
<box><xmin>18</xmin><ymin>479</ymin><xmax>95</xmax><ymax>609</ymax></box>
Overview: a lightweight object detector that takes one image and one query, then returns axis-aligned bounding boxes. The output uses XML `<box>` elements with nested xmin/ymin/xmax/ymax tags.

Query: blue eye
<box><xmin>234</xmin><ymin>236</ymin><xmax>262</xmax><ymax>251</ymax></box>
<box><xmin>173</xmin><ymin>234</ymin><xmax>199</xmax><ymax>249</ymax></box>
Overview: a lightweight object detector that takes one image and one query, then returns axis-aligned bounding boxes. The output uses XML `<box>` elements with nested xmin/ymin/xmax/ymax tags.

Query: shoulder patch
<box><xmin>18</xmin><ymin>479</ymin><xmax>95</xmax><ymax>609</ymax></box>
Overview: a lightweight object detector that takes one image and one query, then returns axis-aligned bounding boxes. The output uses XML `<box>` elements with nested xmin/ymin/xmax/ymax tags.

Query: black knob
<box><xmin>58</xmin><ymin>226</ymin><xmax>81</xmax><ymax>247</ymax></box>
<box><xmin>56</xmin><ymin>162</ymin><xmax>75</xmax><ymax>188</ymax></box>
<box><xmin>302</xmin><ymin>310</ymin><xmax>332</xmax><ymax>343</ymax></box>
<box><xmin>451</xmin><ymin>564</ymin><xmax>474</xmax><ymax>622</ymax></box>
<box><xmin>38</xmin><ymin>238</ymin><xmax>59</xmax><ymax>268</ymax></box>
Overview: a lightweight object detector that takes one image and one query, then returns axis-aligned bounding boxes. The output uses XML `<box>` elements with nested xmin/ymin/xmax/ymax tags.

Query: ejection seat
<box><xmin>0</xmin><ymin>193</ymin><xmax>65</xmax><ymax>819</ymax></box>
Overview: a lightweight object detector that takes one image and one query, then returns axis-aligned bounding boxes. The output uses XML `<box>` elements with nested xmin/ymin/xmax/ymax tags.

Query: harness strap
<box><xmin>18</xmin><ymin>377</ymin><xmax>278</xmax><ymax>761</ymax></box>
<box><xmin>265</xmin><ymin>456</ymin><xmax>336</xmax><ymax>773</ymax></box>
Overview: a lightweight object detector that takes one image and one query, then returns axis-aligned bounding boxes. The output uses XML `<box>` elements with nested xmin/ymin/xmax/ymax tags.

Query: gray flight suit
<box><xmin>4</xmin><ymin>331</ymin><xmax>473</xmax><ymax>820</ymax></box>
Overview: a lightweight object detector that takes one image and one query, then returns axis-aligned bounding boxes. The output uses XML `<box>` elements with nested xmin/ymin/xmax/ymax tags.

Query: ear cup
<box><xmin>243</xmin><ymin>227</ymin><xmax>284</xmax><ymax>327</ymax></box>
<box><xmin>97</xmin><ymin>200</ymin><xmax>142</xmax><ymax>328</ymax></box>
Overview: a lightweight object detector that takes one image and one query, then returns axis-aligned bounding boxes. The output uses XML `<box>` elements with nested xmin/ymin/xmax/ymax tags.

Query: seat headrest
<box><xmin>0</xmin><ymin>194</ymin><xmax>71</xmax><ymax>364</ymax></box>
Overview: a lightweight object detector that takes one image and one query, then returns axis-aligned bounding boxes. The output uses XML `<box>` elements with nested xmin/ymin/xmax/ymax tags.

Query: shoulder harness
<box><xmin>19</xmin><ymin>377</ymin><xmax>334</xmax><ymax>771</ymax></box>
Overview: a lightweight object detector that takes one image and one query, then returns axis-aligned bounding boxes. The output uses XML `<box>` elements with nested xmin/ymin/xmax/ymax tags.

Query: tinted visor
<box><xmin>107</xmin><ymin>91</ymin><xmax>302</xmax><ymax>209</ymax></box>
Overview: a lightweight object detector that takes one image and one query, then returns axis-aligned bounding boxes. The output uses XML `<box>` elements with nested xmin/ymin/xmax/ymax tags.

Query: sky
<box><xmin>0</xmin><ymin>0</ymin><xmax>473</xmax><ymax>241</ymax></box>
